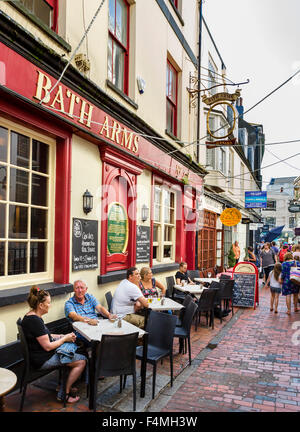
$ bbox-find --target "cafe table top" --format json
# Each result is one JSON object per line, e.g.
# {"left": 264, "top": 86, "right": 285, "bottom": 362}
{"left": 147, "top": 297, "right": 184, "bottom": 311}
{"left": 72, "top": 319, "right": 145, "bottom": 343}
{"left": 174, "top": 284, "right": 207, "bottom": 294}
{"left": 0, "top": 368, "right": 17, "bottom": 397}
{"left": 194, "top": 277, "right": 220, "bottom": 284}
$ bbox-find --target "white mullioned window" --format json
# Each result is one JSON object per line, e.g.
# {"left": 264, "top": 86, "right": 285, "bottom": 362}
{"left": 0, "top": 118, "right": 55, "bottom": 288}
{"left": 153, "top": 185, "right": 176, "bottom": 263}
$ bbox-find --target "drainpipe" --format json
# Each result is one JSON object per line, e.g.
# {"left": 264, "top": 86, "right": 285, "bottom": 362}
{"left": 195, "top": 0, "right": 203, "bottom": 269}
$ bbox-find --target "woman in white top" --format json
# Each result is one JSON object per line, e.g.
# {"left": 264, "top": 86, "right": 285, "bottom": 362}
{"left": 265, "top": 263, "right": 282, "bottom": 314}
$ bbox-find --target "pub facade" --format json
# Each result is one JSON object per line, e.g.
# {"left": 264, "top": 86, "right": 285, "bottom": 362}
{"left": 0, "top": 0, "right": 206, "bottom": 344}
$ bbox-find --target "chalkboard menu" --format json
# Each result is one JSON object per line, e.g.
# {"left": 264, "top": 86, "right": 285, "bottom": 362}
{"left": 136, "top": 225, "right": 150, "bottom": 263}
{"left": 232, "top": 273, "right": 256, "bottom": 308}
{"left": 72, "top": 218, "right": 98, "bottom": 271}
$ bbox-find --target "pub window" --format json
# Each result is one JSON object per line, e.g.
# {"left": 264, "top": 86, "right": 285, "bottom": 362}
{"left": 19, "top": 0, "right": 58, "bottom": 31}
{"left": 166, "top": 60, "right": 178, "bottom": 137}
{"left": 153, "top": 185, "right": 176, "bottom": 263}
{"left": 0, "top": 120, "right": 54, "bottom": 283}
{"left": 108, "top": 0, "right": 130, "bottom": 94}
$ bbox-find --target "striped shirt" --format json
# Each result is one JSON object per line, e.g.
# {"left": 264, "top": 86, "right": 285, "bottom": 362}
{"left": 65, "top": 293, "right": 100, "bottom": 320}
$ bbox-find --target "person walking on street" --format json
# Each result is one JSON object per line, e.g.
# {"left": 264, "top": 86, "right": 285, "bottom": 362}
{"left": 232, "top": 241, "right": 240, "bottom": 265}
{"left": 279, "top": 243, "right": 289, "bottom": 263}
{"left": 260, "top": 242, "right": 277, "bottom": 285}
{"left": 265, "top": 263, "right": 282, "bottom": 313}
{"left": 247, "top": 246, "right": 257, "bottom": 265}
{"left": 271, "top": 241, "right": 279, "bottom": 259}
{"left": 280, "top": 252, "right": 300, "bottom": 315}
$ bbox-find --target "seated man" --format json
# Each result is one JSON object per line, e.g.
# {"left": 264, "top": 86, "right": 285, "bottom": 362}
{"left": 65, "top": 280, "right": 115, "bottom": 343}
{"left": 112, "top": 267, "right": 149, "bottom": 329}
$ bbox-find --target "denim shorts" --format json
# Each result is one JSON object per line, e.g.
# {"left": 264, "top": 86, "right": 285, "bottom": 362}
{"left": 270, "top": 286, "right": 281, "bottom": 294}
{"left": 40, "top": 352, "right": 87, "bottom": 369}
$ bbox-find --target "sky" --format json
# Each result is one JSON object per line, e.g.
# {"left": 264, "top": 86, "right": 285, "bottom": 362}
{"left": 204, "top": 0, "right": 300, "bottom": 189}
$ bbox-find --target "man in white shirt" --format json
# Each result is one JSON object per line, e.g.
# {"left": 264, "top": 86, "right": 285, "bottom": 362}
{"left": 112, "top": 267, "right": 149, "bottom": 328}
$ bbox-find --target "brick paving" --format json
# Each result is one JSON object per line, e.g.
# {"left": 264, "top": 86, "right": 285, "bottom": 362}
{"left": 3, "top": 283, "right": 300, "bottom": 412}
{"left": 156, "top": 283, "right": 300, "bottom": 412}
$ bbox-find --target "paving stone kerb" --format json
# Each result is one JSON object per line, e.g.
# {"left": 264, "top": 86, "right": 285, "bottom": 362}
{"left": 152, "top": 284, "right": 300, "bottom": 413}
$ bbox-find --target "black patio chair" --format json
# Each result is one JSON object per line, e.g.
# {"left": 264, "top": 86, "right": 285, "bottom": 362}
{"left": 166, "top": 276, "right": 185, "bottom": 303}
{"left": 220, "top": 274, "right": 231, "bottom": 280}
{"left": 105, "top": 291, "right": 113, "bottom": 312}
{"left": 93, "top": 332, "right": 139, "bottom": 412}
{"left": 194, "top": 288, "right": 217, "bottom": 330}
{"left": 136, "top": 311, "right": 177, "bottom": 399}
{"left": 173, "top": 301, "right": 198, "bottom": 365}
{"left": 187, "top": 270, "right": 200, "bottom": 284}
{"left": 176, "top": 294, "right": 194, "bottom": 327}
{"left": 219, "top": 279, "right": 235, "bottom": 321}
{"left": 17, "top": 318, "right": 67, "bottom": 412}
{"left": 209, "top": 281, "right": 223, "bottom": 323}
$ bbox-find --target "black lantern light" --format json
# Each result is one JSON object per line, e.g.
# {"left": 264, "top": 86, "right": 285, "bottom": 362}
{"left": 141, "top": 204, "right": 149, "bottom": 222}
{"left": 83, "top": 189, "right": 93, "bottom": 214}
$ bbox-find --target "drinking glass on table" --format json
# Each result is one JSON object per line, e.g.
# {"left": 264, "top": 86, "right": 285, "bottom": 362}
{"left": 207, "top": 272, "right": 212, "bottom": 278}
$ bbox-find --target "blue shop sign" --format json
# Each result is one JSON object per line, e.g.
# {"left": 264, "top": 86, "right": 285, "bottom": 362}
{"left": 245, "top": 191, "right": 267, "bottom": 208}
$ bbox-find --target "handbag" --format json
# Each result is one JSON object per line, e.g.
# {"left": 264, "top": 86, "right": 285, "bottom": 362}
{"left": 290, "top": 265, "right": 300, "bottom": 286}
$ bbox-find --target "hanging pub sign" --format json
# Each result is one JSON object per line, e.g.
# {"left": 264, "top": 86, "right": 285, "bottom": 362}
{"left": 203, "top": 89, "right": 241, "bottom": 147}
{"left": 220, "top": 208, "right": 242, "bottom": 227}
{"left": 107, "top": 202, "right": 128, "bottom": 255}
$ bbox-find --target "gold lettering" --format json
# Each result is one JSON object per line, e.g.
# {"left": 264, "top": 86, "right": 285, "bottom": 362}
{"left": 99, "top": 116, "right": 110, "bottom": 138}
{"left": 50, "top": 85, "right": 65, "bottom": 112}
{"left": 132, "top": 135, "right": 139, "bottom": 153}
{"left": 78, "top": 100, "right": 94, "bottom": 128}
{"left": 66, "top": 89, "right": 80, "bottom": 118}
{"left": 111, "top": 121, "right": 122, "bottom": 144}
{"left": 34, "top": 71, "right": 52, "bottom": 104}
{"left": 121, "top": 129, "right": 134, "bottom": 150}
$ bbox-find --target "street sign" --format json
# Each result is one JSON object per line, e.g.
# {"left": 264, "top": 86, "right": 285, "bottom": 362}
{"left": 249, "top": 223, "right": 259, "bottom": 230}
{"left": 245, "top": 191, "right": 267, "bottom": 209}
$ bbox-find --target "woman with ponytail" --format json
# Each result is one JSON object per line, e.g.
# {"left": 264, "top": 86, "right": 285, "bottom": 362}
{"left": 21, "top": 286, "right": 87, "bottom": 403}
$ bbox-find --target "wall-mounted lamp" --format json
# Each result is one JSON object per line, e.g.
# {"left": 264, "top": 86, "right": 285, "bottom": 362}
{"left": 83, "top": 189, "right": 93, "bottom": 214}
{"left": 141, "top": 204, "right": 149, "bottom": 222}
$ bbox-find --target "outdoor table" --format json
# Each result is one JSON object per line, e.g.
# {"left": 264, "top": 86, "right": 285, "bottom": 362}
{"left": 147, "top": 297, "right": 184, "bottom": 311}
{"left": 194, "top": 277, "right": 220, "bottom": 284}
{"left": 72, "top": 319, "right": 148, "bottom": 409}
{"left": 173, "top": 284, "right": 207, "bottom": 295}
{"left": 0, "top": 368, "right": 17, "bottom": 412}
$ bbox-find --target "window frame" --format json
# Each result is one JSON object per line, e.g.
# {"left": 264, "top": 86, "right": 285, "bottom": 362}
{"left": 152, "top": 184, "right": 176, "bottom": 265}
{"left": 166, "top": 60, "right": 178, "bottom": 137}
{"left": 19, "top": 0, "right": 59, "bottom": 32}
{"left": 0, "top": 118, "right": 55, "bottom": 288}
{"left": 108, "top": 0, "right": 130, "bottom": 95}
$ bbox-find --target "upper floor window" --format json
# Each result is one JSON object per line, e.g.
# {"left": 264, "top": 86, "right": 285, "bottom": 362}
{"left": 19, "top": 0, "right": 58, "bottom": 31}
{"left": 166, "top": 61, "right": 178, "bottom": 137}
{"left": 266, "top": 200, "right": 276, "bottom": 210}
{"left": 108, "top": 0, "right": 129, "bottom": 94}
{"left": 208, "top": 59, "right": 217, "bottom": 95}
{"left": 289, "top": 217, "right": 296, "bottom": 229}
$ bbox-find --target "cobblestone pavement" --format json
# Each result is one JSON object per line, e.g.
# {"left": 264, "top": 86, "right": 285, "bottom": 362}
{"left": 4, "top": 283, "right": 300, "bottom": 412}
{"left": 150, "top": 283, "right": 300, "bottom": 412}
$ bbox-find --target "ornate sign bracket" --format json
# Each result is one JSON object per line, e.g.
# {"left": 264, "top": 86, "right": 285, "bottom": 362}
{"left": 187, "top": 73, "right": 249, "bottom": 112}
